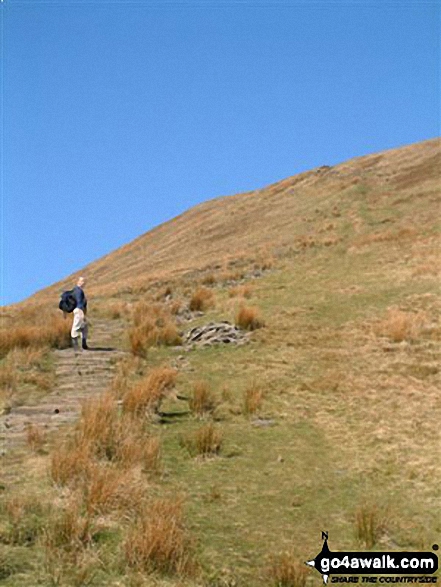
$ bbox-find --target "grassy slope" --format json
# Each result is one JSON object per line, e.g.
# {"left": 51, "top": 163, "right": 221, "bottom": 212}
{"left": 9, "top": 136, "right": 439, "bottom": 305}
{"left": 0, "top": 138, "right": 440, "bottom": 586}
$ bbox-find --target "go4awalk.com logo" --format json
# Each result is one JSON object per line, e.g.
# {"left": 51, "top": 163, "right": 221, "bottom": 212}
{"left": 306, "top": 533, "right": 439, "bottom": 585}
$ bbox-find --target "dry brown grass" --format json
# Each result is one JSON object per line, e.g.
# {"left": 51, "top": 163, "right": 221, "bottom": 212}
{"left": 0, "top": 495, "right": 47, "bottom": 546}
{"left": 43, "top": 498, "right": 93, "bottom": 554}
{"left": 228, "top": 284, "right": 253, "bottom": 299}
{"left": 169, "top": 299, "right": 183, "bottom": 315}
{"left": 219, "top": 269, "right": 246, "bottom": 283}
{"left": 188, "top": 380, "right": 216, "bottom": 416}
{"left": 124, "top": 498, "right": 196, "bottom": 576}
{"left": 76, "top": 392, "right": 120, "bottom": 460}
{"left": 101, "top": 300, "right": 129, "bottom": 320}
{"left": 180, "top": 423, "right": 223, "bottom": 458}
{"left": 254, "top": 254, "right": 275, "bottom": 271}
{"left": 266, "top": 554, "right": 308, "bottom": 587}
{"left": 189, "top": 287, "right": 215, "bottom": 312}
{"left": 0, "top": 309, "right": 70, "bottom": 357}
{"left": 355, "top": 504, "right": 388, "bottom": 549}
{"left": 0, "top": 361, "right": 18, "bottom": 398}
{"left": 80, "top": 464, "right": 144, "bottom": 516}
{"left": 115, "top": 432, "right": 162, "bottom": 475}
{"left": 354, "top": 226, "right": 418, "bottom": 248}
{"left": 373, "top": 308, "right": 426, "bottom": 342}
{"left": 0, "top": 347, "right": 54, "bottom": 409}
{"left": 50, "top": 441, "right": 93, "bottom": 487}
{"left": 235, "top": 305, "right": 264, "bottom": 331}
{"left": 26, "top": 423, "right": 47, "bottom": 452}
{"left": 129, "top": 303, "right": 182, "bottom": 356}
{"left": 243, "top": 381, "right": 263, "bottom": 415}
{"left": 202, "top": 273, "right": 217, "bottom": 286}
{"left": 122, "top": 366, "right": 177, "bottom": 417}
{"left": 412, "top": 263, "right": 440, "bottom": 277}
{"left": 110, "top": 355, "right": 145, "bottom": 398}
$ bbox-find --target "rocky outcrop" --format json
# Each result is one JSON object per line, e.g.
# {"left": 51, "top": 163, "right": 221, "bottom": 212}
{"left": 184, "top": 321, "right": 249, "bottom": 348}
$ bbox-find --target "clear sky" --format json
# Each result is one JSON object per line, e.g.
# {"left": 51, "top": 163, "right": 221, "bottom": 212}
{"left": 1, "top": 0, "right": 439, "bottom": 306}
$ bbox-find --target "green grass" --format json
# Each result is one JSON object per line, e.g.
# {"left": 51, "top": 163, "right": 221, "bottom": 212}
{"left": 1, "top": 165, "right": 440, "bottom": 585}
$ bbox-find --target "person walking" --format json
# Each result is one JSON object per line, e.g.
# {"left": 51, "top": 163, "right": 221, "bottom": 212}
{"left": 71, "top": 277, "right": 89, "bottom": 352}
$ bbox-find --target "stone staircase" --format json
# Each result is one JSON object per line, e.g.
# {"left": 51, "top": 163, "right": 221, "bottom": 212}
{"left": 0, "top": 318, "right": 128, "bottom": 454}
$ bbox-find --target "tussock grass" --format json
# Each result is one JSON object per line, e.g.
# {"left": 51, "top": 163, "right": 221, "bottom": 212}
{"left": 243, "top": 381, "right": 263, "bottom": 415}
{"left": 80, "top": 464, "right": 144, "bottom": 516}
{"left": 355, "top": 504, "right": 388, "bottom": 549}
{"left": 235, "top": 305, "right": 264, "bottom": 331}
{"left": 202, "top": 273, "right": 217, "bottom": 286}
{"left": 110, "top": 355, "right": 145, "bottom": 398}
{"left": 122, "top": 366, "right": 177, "bottom": 417}
{"left": 373, "top": 308, "right": 426, "bottom": 342}
{"left": 266, "top": 554, "right": 308, "bottom": 587}
{"left": 229, "top": 284, "right": 253, "bottom": 298}
{"left": 76, "top": 392, "right": 120, "bottom": 460}
{"left": 52, "top": 390, "right": 164, "bottom": 486}
{"left": 50, "top": 442, "right": 93, "bottom": 487}
{"left": 169, "top": 299, "right": 184, "bottom": 315}
{"left": 129, "top": 303, "right": 182, "bottom": 356}
{"left": 189, "top": 380, "right": 216, "bottom": 416}
{"left": 0, "top": 347, "right": 55, "bottom": 409}
{"left": 115, "top": 433, "right": 162, "bottom": 475}
{"left": 0, "top": 309, "right": 70, "bottom": 357}
{"left": 0, "top": 361, "right": 18, "bottom": 397}
{"left": 254, "top": 254, "right": 275, "bottom": 271}
{"left": 189, "top": 287, "right": 215, "bottom": 312}
{"left": 180, "top": 423, "right": 223, "bottom": 458}
{"left": 124, "top": 498, "right": 196, "bottom": 576}
{"left": 0, "top": 495, "right": 47, "bottom": 546}
{"left": 101, "top": 300, "right": 129, "bottom": 320}
{"left": 43, "top": 498, "right": 93, "bottom": 554}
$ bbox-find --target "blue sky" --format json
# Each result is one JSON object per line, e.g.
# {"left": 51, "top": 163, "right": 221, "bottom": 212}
{"left": 1, "top": 0, "right": 439, "bottom": 306}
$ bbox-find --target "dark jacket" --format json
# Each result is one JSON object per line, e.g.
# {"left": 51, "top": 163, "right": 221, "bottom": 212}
{"left": 73, "top": 286, "right": 87, "bottom": 311}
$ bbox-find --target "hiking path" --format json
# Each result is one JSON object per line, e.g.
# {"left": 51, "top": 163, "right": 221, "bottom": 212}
{"left": 0, "top": 318, "right": 127, "bottom": 455}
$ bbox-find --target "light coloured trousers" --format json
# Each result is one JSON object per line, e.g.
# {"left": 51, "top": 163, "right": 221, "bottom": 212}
{"left": 71, "top": 308, "right": 88, "bottom": 340}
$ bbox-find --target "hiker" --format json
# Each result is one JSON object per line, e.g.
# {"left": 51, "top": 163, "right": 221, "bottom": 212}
{"left": 71, "top": 277, "right": 89, "bottom": 352}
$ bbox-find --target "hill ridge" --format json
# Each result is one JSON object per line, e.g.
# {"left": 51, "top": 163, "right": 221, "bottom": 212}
{"left": 7, "top": 137, "right": 440, "bottom": 307}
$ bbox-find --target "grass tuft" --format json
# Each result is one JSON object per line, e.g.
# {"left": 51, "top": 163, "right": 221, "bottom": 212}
{"left": 124, "top": 498, "right": 196, "bottom": 576}
{"left": 229, "top": 284, "right": 253, "bottom": 298}
{"left": 243, "top": 381, "right": 264, "bottom": 415}
{"left": 235, "top": 305, "right": 264, "bottom": 331}
{"left": 50, "top": 442, "right": 93, "bottom": 487}
{"left": 129, "top": 303, "right": 182, "bottom": 356}
{"left": 267, "top": 553, "right": 308, "bottom": 587}
{"left": 0, "top": 309, "right": 70, "bottom": 357}
{"left": 374, "top": 308, "right": 426, "bottom": 342}
{"left": 189, "top": 287, "right": 215, "bottom": 312}
{"left": 189, "top": 380, "right": 216, "bottom": 416}
{"left": 355, "top": 504, "right": 388, "bottom": 549}
{"left": 0, "top": 495, "right": 47, "bottom": 546}
{"left": 180, "top": 423, "right": 223, "bottom": 458}
{"left": 122, "top": 366, "right": 177, "bottom": 417}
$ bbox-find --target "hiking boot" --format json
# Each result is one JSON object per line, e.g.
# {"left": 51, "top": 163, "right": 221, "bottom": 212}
{"left": 71, "top": 337, "right": 81, "bottom": 353}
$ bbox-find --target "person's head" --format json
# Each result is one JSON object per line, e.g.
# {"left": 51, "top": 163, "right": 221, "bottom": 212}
{"left": 77, "top": 276, "right": 86, "bottom": 288}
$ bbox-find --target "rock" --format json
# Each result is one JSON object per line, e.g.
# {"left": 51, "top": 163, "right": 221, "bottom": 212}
{"left": 252, "top": 418, "right": 275, "bottom": 428}
{"left": 183, "top": 321, "right": 250, "bottom": 348}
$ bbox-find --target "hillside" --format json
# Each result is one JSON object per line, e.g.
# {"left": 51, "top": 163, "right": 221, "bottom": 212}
{"left": 0, "top": 138, "right": 440, "bottom": 587}
{"left": 17, "top": 136, "right": 441, "bottom": 304}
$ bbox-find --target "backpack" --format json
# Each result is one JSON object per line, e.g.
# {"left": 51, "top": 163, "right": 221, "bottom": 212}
{"left": 59, "top": 290, "right": 77, "bottom": 313}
